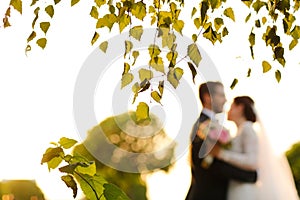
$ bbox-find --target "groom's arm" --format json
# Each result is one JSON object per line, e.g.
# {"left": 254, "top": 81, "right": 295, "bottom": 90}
{"left": 209, "top": 158, "right": 257, "bottom": 183}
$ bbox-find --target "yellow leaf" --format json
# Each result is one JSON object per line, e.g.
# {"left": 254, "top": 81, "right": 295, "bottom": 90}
{"left": 40, "top": 22, "right": 50, "bottom": 34}
{"left": 188, "top": 43, "right": 202, "bottom": 66}
{"left": 132, "top": 1, "right": 146, "bottom": 20}
{"left": 191, "top": 7, "right": 197, "bottom": 18}
{"left": 45, "top": 5, "right": 54, "bottom": 18}
{"left": 262, "top": 61, "right": 272, "bottom": 73}
{"left": 138, "top": 68, "right": 153, "bottom": 82}
{"left": 173, "top": 20, "right": 184, "bottom": 34}
{"left": 132, "top": 82, "right": 140, "bottom": 103}
{"left": 76, "top": 162, "right": 96, "bottom": 176}
{"left": 95, "top": 0, "right": 106, "bottom": 7}
{"left": 71, "top": 0, "right": 80, "bottom": 6}
{"left": 162, "top": 33, "right": 176, "bottom": 49}
{"left": 27, "top": 31, "right": 36, "bottom": 43}
{"left": 194, "top": 18, "right": 201, "bottom": 29}
{"left": 289, "top": 39, "right": 298, "bottom": 50}
{"left": 214, "top": 18, "right": 224, "bottom": 31}
{"left": 224, "top": 7, "right": 235, "bottom": 22}
{"left": 151, "top": 91, "right": 162, "bottom": 104}
{"left": 132, "top": 51, "right": 139, "bottom": 65}
{"left": 91, "top": 32, "right": 100, "bottom": 45}
{"left": 10, "top": 0, "right": 22, "bottom": 14}
{"left": 121, "top": 73, "right": 133, "bottom": 89}
{"left": 123, "top": 62, "right": 130, "bottom": 75}
{"left": 130, "top": 26, "right": 143, "bottom": 41}
{"left": 148, "top": 44, "right": 161, "bottom": 57}
{"left": 119, "top": 14, "right": 130, "bottom": 32}
{"left": 149, "top": 56, "right": 164, "bottom": 73}
{"left": 124, "top": 40, "right": 133, "bottom": 57}
{"left": 167, "top": 67, "right": 179, "bottom": 88}
{"left": 158, "top": 81, "right": 164, "bottom": 95}
{"left": 136, "top": 102, "right": 149, "bottom": 123}
{"left": 275, "top": 70, "right": 281, "bottom": 83}
{"left": 36, "top": 38, "right": 47, "bottom": 49}
{"left": 174, "top": 67, "right": 184, "bottom": 80}
{"left": 99, "top": 41, "right": 108, "bottom": 53}
{"left": 96, "top": 14, "right": 117, "bottom": 30}
{"left": 230, "top": 78, "right": 238, "bottom": 89}
{"left": 151, "top": 16, "right": 156, "bottom": 25}
{"left": 90, "top": 6, "right": 99, "bottom": 19}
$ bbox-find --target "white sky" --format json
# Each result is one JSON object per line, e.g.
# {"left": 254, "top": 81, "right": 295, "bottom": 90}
{"left": 1, "top": 1, "right": 300, "bottom": 200}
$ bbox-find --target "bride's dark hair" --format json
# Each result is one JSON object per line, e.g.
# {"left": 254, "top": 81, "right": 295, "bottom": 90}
{"left": 234, "top": 96, "right": 256, "bottom": 122}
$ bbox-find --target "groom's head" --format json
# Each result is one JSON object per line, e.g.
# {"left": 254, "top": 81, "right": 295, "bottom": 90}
{"left": 199, "top": 81, "right": 226, "bottom": 113}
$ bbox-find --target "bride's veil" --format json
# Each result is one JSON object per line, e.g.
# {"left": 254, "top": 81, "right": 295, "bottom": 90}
{"left": 254, "top": 117, "right": 299, "bottom": 200}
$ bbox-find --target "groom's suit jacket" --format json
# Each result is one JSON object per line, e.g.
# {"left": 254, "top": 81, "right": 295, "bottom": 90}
{"left": 185, "top": 112, "right": 257, "bottom": 200}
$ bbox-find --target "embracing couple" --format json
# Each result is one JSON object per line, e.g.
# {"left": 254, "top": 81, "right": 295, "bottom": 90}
{"left": 185, "top": 81, "right": 298, "bottom": 200}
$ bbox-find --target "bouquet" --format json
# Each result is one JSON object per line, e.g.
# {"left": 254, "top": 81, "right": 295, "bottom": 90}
{"left": 197, "top": 119, "right": 231, "bottom": 168}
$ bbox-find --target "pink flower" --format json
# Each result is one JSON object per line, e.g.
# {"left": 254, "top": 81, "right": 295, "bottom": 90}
{"left": 208, "top": 128, "right": 230, "bottom": 144}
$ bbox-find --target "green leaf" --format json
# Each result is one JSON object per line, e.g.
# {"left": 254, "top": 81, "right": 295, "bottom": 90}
{"left": 99, "top": 41, "right": 108, "bottom": 53}
{"left": 45, "top": 5, "right": 54, "bottom": 18}
{"left": 76, "top": 162, "right": 96, "bottom": 176}
{"left": 139, "top": 68, "right": 153, "bottom": 82}
{"left": 224, "top": 7, "right": 235, "bottom": 22}
{"left": 275, "top": 70, "right": 281, "bottom": 83}
{"left": 61, "top": 175, "right": 78, "bottom": 198}
{"left": 119, "top": 14, "right": 130, "bottom": 32}
{"left": 158, "top": 81, "right": 164, "bottom": 95}
{"left": 136, "top": 102, "right": 149, "bottom": 123}
{"left": 41, "top": 147, "right": 64, "bottom": 164}
{"left": 188, "top": 43, "right": 202, "bottom": 66}
{"left": 27, "top": 31, "right": 36, "bottom": 43}
{"left": 230, "top": 78, "right": 238, "bottom": 89}
{"left": 125, "top": 40, "right": 133, "bottom": 57}
{"left": 103, "top": 183, "right": 131, "bottom": 200}
{"left": 131, "top": 1, "right": 146, "bottom": 20}
{"left": 149, "top": 56, "right": 164, "bottom": 73}
{"left": 187, "top": 62, "right": 197, "bottom": 83}
{"left": 173, "top": 20, "right": 184, "bottom": 34}
{"left": 75, "top": 174, "right": 107, "bottom": 200}
{"left": 289, "top": 39, "right": 298, "bottom": 50}
{"left": 95, "top": 0, "right": 106, "bottom": 7}
{"left": 151, "top": 91, "right": 162, "bottom": 104}
{"left": 47, "top": 156, "right": 63, "bottom": 170}
{"left": 121, "top": 73, "right": 133, "bottom": 89}
{"left": 40, "top": 22, "right": 50, "bottom": 34}
{"left": 59, "top": 137, "right": 77, "bottom": 149}
{"left": 10, "top": 0, "right": 22, "bottom": 14}
{"left": 91, "top": 32, "right": 100, "bottom": 45}
{"left": 130, "top": 26, "right": 143, "bottom": 41}
{"left": 122, "top": 62, "right": 130, "bottom": 75}
{"left": 71, "top": 0, "right": 80, "bottom": 6}
{"left": 132, "top": 51, "right": 139, "bottom": 65}
{"left": 36, "top": 38, "right": 47, "bottom": 49}
{"left": 262, "top": 61, "right": 272, "bottom": 73}
{"left": 90, "top": 6, "right": 99, "bottom": 19}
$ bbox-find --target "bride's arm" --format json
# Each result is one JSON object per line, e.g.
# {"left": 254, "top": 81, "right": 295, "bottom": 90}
{"left": 216, "top": 124, "right": 258, "bottom": 170}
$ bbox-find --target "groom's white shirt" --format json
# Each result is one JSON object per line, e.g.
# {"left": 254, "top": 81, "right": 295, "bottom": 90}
{"left": 202, "top": 108, "right": 216, "bottom": 120}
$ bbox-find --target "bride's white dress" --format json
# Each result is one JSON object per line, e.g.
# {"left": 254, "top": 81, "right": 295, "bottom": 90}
{"left": 218, "top": 121, "right": 299, "bottom": 200}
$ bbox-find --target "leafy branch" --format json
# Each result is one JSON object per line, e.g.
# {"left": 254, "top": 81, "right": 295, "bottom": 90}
{"left": 41, "top": 137, "right": 131, "bottom": 200}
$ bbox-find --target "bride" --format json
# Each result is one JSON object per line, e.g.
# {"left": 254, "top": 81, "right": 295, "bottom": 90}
{"left": 211, "top": 96, "right": 299, "bottom": 200}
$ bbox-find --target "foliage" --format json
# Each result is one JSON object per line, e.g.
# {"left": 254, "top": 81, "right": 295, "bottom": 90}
{"left": 2, "top": 0, "right": 300, "bottom": 121}
{"left": 41, "top": 137, "right": 131, "bottom": 200}
{"left": 286, "top": 141, "right": 300, "bottom": 197}
{"left": 73, "top": 111, "right": 176, "bottom": 200}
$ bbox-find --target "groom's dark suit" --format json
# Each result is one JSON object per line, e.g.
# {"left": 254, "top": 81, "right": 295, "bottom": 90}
{"left": 185, "top": 112, "right": 257, "bottom": 200}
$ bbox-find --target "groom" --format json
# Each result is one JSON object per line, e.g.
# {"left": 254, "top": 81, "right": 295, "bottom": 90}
{"left": 185, "top": 81, "right": 257, "bottom": 200}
